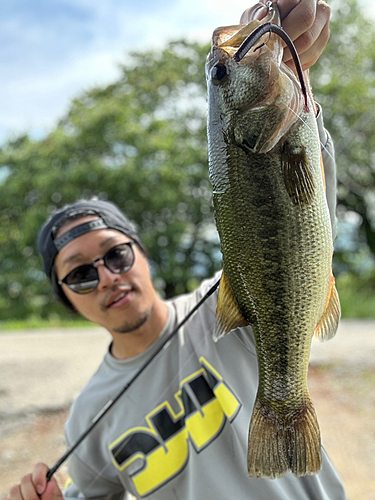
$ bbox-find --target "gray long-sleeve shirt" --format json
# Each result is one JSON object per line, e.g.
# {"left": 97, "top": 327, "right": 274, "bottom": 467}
{"left": 63, "top": 113, "right": 345, "bottom": 500}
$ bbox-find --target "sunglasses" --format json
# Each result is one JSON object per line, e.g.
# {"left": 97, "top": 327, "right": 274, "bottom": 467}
{"left": 58, "top": 242, "right": 135, "bottom": 294}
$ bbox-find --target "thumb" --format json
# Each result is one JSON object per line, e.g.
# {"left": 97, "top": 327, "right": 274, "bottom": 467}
{"left": 240, "top": 3, "right": 268, "bottom": 24}
{"left": 31, "top": 463, "right": 62, "bottom": 499}
{"left": 40, "top": 478, "right": 63, "bottom": 500}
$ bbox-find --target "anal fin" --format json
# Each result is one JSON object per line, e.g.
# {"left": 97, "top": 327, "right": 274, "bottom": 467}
{"left": 213, "top": 270, "right": 249, "bottom": 342}
{"left": 315, "top": 275, "right": 341, "bottom": 341}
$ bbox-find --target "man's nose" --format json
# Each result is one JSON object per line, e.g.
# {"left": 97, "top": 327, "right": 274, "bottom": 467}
{"left": 95, "top": 261, "right": 119, "bottom": 290}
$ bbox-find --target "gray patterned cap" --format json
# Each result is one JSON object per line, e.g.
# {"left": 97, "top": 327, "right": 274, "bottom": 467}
{"left": 37, "top": 199, "right": 143, "bottom": 279}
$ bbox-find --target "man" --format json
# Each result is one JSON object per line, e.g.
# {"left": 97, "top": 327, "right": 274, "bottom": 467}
{"left": 9, "top": 0, "right": 346, "bottom": 499}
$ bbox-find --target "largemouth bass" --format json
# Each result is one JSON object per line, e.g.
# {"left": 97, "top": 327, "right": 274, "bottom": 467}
{"left": 206, "top": 4, "right": 341, "bottom": 479}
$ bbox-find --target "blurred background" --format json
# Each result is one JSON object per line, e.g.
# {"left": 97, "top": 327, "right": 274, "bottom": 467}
{"left": 0, "top": 0, "right": 374, "bottom": 498}
{"left": 0, "top": 0, "right": 375, "bottom": 325}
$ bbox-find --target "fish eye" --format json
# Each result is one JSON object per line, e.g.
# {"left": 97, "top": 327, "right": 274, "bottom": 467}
{"left": 211, "top": 63, "right": 228, "bottom": 84}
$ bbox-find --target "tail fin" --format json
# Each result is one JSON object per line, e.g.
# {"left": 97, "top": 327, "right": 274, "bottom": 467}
{"left": 247, "top": 397, "right": 322, "bottom": 478}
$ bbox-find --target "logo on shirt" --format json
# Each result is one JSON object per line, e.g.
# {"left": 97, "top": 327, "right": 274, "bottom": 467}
{"left": 109, "top": 357, "right": 242, "bottom": 497}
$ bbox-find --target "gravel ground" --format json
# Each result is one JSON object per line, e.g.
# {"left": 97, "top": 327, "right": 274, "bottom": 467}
{"left": 0, "top": 321, "right": 374, "bottom": 499}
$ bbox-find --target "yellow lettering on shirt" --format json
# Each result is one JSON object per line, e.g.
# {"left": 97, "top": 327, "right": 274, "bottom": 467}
{"left": 109, "top": 357, "right": 241, "bottom": 497}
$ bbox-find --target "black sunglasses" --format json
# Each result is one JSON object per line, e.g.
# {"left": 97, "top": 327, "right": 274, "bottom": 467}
{"left": 58, "top": 242, "right": 135, "bottom": 294}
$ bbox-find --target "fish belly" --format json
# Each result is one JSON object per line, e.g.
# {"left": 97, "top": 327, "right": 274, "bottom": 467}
{"left": 212, "top": 146, "right": 333, "bottom": 478}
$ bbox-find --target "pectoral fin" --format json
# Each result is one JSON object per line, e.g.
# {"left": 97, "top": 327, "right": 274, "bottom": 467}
{"left": 314, "top": 276, "right": 341, "bottom": 341}
{"left": 213, "top": 270, "right": 249, "bottom": 342}
{"left": 281, "top": 142, "right": 315, "bottom": 209}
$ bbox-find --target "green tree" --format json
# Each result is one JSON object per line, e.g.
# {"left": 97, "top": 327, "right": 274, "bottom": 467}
{"left": 1, "top": 0, "right": 375, "bottom": 323}
{"left": 310, "top": 0, "right": 375, "bottom": 276}
{"left": 0, "top": 41, "right": 217, "bottom": 321}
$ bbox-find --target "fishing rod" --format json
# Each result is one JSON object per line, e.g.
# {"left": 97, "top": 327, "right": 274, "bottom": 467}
{"left": 46, "top": 277, "right": 221, "bottom": 482}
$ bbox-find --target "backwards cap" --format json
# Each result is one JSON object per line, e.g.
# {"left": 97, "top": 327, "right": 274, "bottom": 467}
{"left": 38, "top": 199, "right": 143, "bottom": 279}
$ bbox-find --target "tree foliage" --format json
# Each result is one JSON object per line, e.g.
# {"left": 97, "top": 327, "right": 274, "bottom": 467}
{"left": 311, "top": 0, "right": 375, "bottom": 275}
{"left": 0, "top": 40, "right": 215, "bottom": 321}
{"left": 1, "top": 0, "right": 375, "bottom": 322}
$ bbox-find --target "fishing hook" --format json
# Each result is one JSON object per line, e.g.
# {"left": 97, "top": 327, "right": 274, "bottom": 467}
{"left": 233, "top": 23, "right": 310, "bottom": 112}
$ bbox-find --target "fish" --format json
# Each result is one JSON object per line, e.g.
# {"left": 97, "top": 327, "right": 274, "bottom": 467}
{"left": 206, "top": 3, "right": 341, "bottom": 479}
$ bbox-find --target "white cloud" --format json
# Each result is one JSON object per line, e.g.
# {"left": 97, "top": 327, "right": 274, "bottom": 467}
{"left": 1, "top": 0, "right": 372, "bottom": 144}
{"left": 0, "top": 0, "right": 238, "bottom": 143}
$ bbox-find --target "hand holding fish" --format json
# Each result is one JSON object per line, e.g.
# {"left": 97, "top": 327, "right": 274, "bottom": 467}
{"left": 240, "top": 0, "right": 331, "bottom": 71}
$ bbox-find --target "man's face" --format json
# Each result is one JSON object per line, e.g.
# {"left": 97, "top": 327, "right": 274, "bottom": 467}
{"left": 54, "top": 217, "right": 157, "bottom": 334}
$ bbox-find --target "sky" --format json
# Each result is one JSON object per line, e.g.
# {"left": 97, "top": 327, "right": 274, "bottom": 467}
{"left": 0, "top": 0, "right": 254, "bottom": 145}
{"left": 1, "top": 0, "right": 374, "bottom": 146}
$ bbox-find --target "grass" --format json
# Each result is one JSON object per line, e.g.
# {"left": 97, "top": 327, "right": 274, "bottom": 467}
{"left": 1, "top": 273, "right": 374, "bottom": 331}
{"left": 0, "top": 316, "right": 94, "bottom": 331}
{"left": 336, "top": 273, "right": 375, "bottom": 318}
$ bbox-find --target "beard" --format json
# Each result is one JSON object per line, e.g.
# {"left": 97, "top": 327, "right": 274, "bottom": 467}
{"left": 112, "top": 308, "right": 152, "bottom": 334}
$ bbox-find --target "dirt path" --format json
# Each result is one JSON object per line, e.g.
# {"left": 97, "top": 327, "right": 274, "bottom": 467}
{"left": 0, "top": 322, "right": 374, "bottom": 499}
{"left": 309, "top": 364, "right": 375, "bottom": 500}
{"left": 0, "top": 328, "right": 108, "bottom": 498}
{"left": 0, "top": 410, "right": 70, "bottom": 495}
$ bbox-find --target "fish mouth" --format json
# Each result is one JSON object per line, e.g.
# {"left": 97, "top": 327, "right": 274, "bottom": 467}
{"left": 232, "top": 24, "right": 309, "bottom": 112}
{"left": 206, "top": 3, "right": 283, "bottom": 90}
{"left": 207, "top": 2, "right": 309, "bottom": 153}
{"left": 210, "top": 2, "right": 308, "bottom": 113}
{"left": 212, "top": 2, "right": 280, "bottom": 54}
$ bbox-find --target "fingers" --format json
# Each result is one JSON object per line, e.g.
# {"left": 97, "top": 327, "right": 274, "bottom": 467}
{"left": 9, "top": 483, "right": 24, "bottom": 500}
{"left": 277, "top": 0, "right": 317, "bottom": 40}
{"left": 9, "top": 463, "right": 62, "bottom": 500}
{"left": 239, "top": 0, "right": 331, "bottom": 71}
{"left": 239, "top": 0, "right": 318, "bottom": 34}
{"left": 283, "top": 0, "right": 331, "bottom": 70}
{"left": 31, "top": 462, "right": 49, "bottom": 496}
{"left": 41, "top": 481, "right": 62, "bottom": 500}
{"left": 10, "top": 475, "right": 39, "bottom": 500}
{"left": 240, "top": 2, "right": 269, "bottom": 24}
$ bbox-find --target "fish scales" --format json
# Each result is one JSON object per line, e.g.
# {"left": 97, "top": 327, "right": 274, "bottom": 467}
{"left": 206, "top": 4, "right": 340, "bottom": 479}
